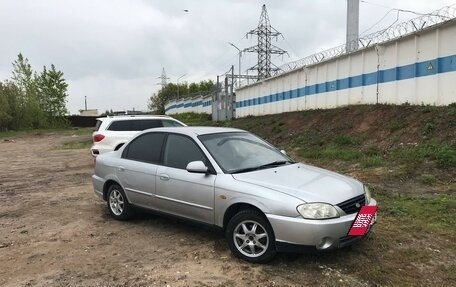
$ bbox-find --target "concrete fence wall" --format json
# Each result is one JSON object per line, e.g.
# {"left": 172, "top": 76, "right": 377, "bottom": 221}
{"left": 235, "top": 21, "right": 456, "bottom": 118}
{"left": 165, "top": 95, "right": 212, "bottom": 115}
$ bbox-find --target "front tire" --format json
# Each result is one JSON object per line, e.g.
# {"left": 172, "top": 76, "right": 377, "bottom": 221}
{"left": 107, "top": 184, "right": 134, "bottom": 220}
{"left": 226, "top": 210, "right": 276, "bottom": 263}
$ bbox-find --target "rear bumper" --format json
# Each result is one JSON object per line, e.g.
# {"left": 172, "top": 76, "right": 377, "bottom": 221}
{"left": 92, "top": 174, "right": 105, "bottom": 200}
{"left": 268, "top": 198, "right": 377, "bottom": 251}
{"left": 90, "top": 145, "right": 113, "bottom": 157}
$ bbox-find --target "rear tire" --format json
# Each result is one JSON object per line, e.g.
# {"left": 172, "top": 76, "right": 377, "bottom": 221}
{"left": 226, "top": 209, "right": 276, "bottom": 263}
{"left": 107, "top": 184, "right": 134, "bottom": 220}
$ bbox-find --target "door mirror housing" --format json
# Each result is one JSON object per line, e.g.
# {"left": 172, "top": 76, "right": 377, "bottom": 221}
{"left": 186, "top": 161, "right": 208, "bottom": 174}
{"left": 280, "top": 149, "right": 287, "bottom": 156}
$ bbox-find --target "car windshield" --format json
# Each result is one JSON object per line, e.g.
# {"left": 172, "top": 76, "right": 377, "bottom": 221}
{"left": 199, "top": 132, "right": 293, "bottom": 173}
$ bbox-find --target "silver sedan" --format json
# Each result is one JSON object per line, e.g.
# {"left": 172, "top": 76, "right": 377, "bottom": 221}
{"left": 92, "top": 127, "right": 377, "bottom": 263}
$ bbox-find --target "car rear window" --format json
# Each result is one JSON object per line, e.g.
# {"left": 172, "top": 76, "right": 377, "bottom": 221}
{"left": 94, "top": 120, "right": 103, "bottom": 131}
{"left": 123, "top": 133, "right": 166, "bottom": 163}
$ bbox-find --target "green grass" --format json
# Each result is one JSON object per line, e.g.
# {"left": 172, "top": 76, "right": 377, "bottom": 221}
{"left": 298, "top": 146, "right": 363, "bottom": 161}
{"left": 0, "top": 127, "right": 92, "bottom": 139}
{"left": 362, "top": 155, "right": 383, "bottom": 168}
{"left": 374, "top": 189, "right": 456, "bottom": 236}
{"left": 171, "top": 112, "right": 212, "bottom": 126}
{"left": 390, "top": 141, "right": 456, "bottom": 168}
{"left": 60, "top": 138, "right": 92, "bottom": 149}
{"left": 419, "top": 174, "right": 437, "bottom": 185}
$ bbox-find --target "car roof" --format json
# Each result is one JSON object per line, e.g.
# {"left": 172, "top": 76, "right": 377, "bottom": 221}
{"left": 143, "top": 126, "right": 246, "bottom": 136}
{"left": 96, "top": 115, "right": 174, "bottom": 121}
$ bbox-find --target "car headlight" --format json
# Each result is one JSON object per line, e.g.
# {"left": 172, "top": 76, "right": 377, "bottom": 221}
{"left": 297, "top": 203, "right": 340, "bottom": 219}
{"left": 364, "top": 185, "right": 372, "bottom": 204}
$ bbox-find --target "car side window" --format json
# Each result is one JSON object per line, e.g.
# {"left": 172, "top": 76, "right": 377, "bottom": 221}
{"left": 132, "top": 119, "right": 163, "bottom": 131}
{"left": 107, "top": 120, "right": 130, "bottom": 131}
{"left": 124, "top": 133, "right": 165, "bottom": 164}
{"left": 163, "top": 134, "right": 206, "bottom": 169}
{"left": 161, "top": 119, "right": 184, "bottom": 127}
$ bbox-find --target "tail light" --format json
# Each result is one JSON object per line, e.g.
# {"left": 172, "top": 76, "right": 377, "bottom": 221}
{"left": 93, "top": 134, "right": 105, "bottom": 142}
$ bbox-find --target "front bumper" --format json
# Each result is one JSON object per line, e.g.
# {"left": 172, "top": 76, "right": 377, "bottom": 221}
{"left": 267, "top": 198, "right": 377, "bottom": 252}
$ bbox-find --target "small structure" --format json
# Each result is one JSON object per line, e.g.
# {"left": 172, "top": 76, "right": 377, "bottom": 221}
{"left": 79, "top": 109, "right": 99, "bottom": 117}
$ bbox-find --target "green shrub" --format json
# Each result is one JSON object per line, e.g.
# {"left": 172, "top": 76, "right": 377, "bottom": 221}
{"left": 422, "top": 121, "right": 435, "bottom": 135}
{"left": 419, "top": 174, "right": 437, "bottom": 185}
{"left": 363, "top": 155, "right": 383, "bottom": 168}
{"left": 436, "top": 146, "right": 456, "bottom": 168}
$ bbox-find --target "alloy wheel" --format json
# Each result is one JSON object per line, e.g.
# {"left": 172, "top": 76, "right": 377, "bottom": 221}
{"left": 233, "top": 220, "right": 269, "bottom": 258}
{"left": 109, "top": 189, "right": 124, "bottom": 216}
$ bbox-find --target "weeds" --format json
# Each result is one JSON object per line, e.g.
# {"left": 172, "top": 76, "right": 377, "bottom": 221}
{"left": 363, "top": 155, "right": 383, "bottom": 168}
{"left": 60, "top": 138, "right": 92, "bottom": 149}
{"left": 419, "top": 174, "right": 437, "bottom": 185}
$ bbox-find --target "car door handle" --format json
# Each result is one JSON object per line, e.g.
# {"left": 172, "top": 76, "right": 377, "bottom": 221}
{"left": 118, "top": 166, "right": 125, "bottom": 172}
{"left": 159, "top": 174, "right": 170, "bottom": 181}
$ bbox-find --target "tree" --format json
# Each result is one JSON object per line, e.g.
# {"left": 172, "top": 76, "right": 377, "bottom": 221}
{"left": 11, "top": 53, "right": 44, "bottom": 128}
{"left": 148, "top": 84, "right": 174, "bottom": 114}
{"left": 12, "top": 53, "right": 35, "bottom": 95}
{"left": 37, "top": 64, "right": 69, "bottom": 126}
{"left": 0, "top": 80, "right": 24, "bottom": 130}
{"left": 0, "top": 53, "right": 70, "bottom": 131}
{"left": 148, "top": 80, "right": 215, "bottom": 114}
{"left": 0, "top": 82, "right": 11, "bottom": 131}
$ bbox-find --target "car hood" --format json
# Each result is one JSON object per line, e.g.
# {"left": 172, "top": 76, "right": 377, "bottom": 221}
{"left": 231, "top": 163, "right": 364, "bottom": 204}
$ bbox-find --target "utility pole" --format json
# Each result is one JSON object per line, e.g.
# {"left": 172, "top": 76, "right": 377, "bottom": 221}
{"left": 346, "top": 0, "right": 360, "bottom": 52}
{"left": 230, "top": 65, "right": 234, "bottom": 119}
{"left": 243, "top": 4, "right": 287, "bottom": 80}
{"left": 228, "top": 42, "right": 242, "bottom": 87}
{"left": 177, "top": 73, "right": 186, "bottom": 99}
{"left": 84, "top": 96, "right": 87, "bottom": 110}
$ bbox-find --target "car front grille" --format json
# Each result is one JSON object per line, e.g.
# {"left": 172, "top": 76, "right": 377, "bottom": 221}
{"left": 336, "top": 194, "right": 366, "bottom": 214}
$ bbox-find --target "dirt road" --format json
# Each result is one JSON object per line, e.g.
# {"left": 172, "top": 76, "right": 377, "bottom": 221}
{"left": 0, "top": 131, "right": 453, "bottom": 287}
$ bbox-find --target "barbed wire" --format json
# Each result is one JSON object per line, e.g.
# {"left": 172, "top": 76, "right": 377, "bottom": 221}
{"left": 267, "top": 4, "right": 456, "bottom": 78}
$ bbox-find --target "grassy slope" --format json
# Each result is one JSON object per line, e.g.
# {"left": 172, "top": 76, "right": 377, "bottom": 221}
{"left": 174, "top": 105, "right": 456, "bottom": 286}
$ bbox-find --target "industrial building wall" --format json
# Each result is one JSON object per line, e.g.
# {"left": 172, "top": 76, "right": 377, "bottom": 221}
{"left": 165, "top": 95, "right": 212, "bottom": 115}
{"left": 235, "top": 22, "right": 456, "bottom": 118}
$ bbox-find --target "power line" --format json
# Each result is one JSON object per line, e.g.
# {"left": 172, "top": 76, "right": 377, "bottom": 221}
{"left": 361, "top": 0, "right": 427, "bottom": 16}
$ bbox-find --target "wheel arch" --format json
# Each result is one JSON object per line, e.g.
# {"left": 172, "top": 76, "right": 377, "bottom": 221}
{"left": 223, "top": 203, "right": 267, "bottom": 231}
{"left": 114, "top": 142, "right": 125, "bottom": 151}
{"left": 103, "top": 179, "right": 121, "bottom": 201}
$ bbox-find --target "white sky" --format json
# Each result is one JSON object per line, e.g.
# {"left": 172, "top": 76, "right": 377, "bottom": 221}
{"left": 0, "top": 0, "right": 454, "bottom": 114}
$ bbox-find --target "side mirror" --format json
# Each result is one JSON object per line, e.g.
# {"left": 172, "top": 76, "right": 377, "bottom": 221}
{"left": 280, "top": 150, "right": 287, "bottom": 156}
{"left": 186, "top": 161, "right": 208, "bottom": 174}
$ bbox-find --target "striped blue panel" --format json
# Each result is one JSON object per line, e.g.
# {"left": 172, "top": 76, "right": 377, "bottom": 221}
{"left": 236, "top": 54, "right": 456, "bottom": 109}
{"left": 291, "top": 89, "right": 298, "bottom": 98}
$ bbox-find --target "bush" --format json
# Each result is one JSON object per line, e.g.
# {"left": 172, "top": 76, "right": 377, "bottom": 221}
{"left": 436, "top": 146, "right": 456, "bottom": 168}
